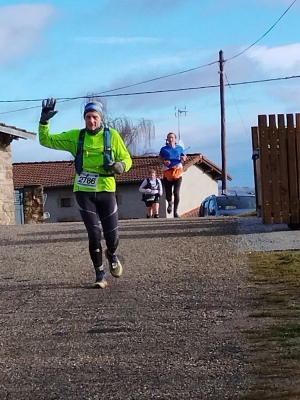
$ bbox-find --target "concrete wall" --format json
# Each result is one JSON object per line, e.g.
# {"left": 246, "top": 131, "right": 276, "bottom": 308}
{"left": 27, "top": 167, "right": 218, "bottom": 223}
{"left": 44, "top": 187, "right": 81, "bottom": 223}
{"left": 118, "top": 167, "right": 218, "bottom": 219}
{"left": 117, "top": 182, "right": 167, "bottom": 219}
{"left": 166, "top": 165, "right": 218, "bottom": 218}
{"left": 43, "top": 184, "right": 157, "bottom": 221}
{"left": 0, "top": 138, "right": 15, "bottom": 225}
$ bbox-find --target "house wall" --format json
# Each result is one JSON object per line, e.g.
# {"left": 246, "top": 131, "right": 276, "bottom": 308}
{"left": 116, "top": 182, "right": 167, "bottom": 219}
{"left": 117, "top": 167, "right": 218, "bottom": 220}
{"left": 174, "top": 165, "right": 218, "bottom": 218}
{"left": 0, "top": 140, "right": 15, "bottom": 225}
{"left": 43, "top": 183, "right": 162, "bottom": 221}
{"left": 43, "top": 187, "right": 81, "bottom": 222}
{"left": 43, "top": 182, "right": 166, "bottom": 221}
{"left": 26, "top": 168, "right": 218, "bottom": 223}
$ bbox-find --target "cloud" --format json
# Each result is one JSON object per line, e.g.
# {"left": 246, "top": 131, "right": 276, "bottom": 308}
{"left": 138, "top": 49, "right": 216, "bottom": 69}
{"left": 0, "top": 4, "right": 56, "bottom": 64}
{"left": 84, "top": 48, "right": 219, "bottom": 114}
{"left": 102, "top": 0, "right": 193, "bottom": 15}
{"left": 43, "top": 40, "right": 299, "bottom": 123}
{"left": 74, "top": 36, "right": 162, "bottom": 45}
{"left": 247, "top": 43, "right": 300, "bottom": 74}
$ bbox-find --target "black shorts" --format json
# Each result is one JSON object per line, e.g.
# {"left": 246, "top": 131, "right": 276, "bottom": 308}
{"left": 145, "top": 194, "right": 160, "bottom": 207}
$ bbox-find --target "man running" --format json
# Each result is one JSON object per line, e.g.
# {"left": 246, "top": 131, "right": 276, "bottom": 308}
{"left": 38, "top": 98, "right": 132, "bottom": 288}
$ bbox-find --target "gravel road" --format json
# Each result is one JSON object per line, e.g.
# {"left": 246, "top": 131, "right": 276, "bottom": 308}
{"left": 0, "top": 216, "right": 296, "bottom": 400}
{"left": 236, "top": 216, "right": 300, "bottom": 252}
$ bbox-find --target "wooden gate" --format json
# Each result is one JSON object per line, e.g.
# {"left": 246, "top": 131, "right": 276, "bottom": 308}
{"left": 252, "top": 113, "right": 300, "bottom": 225}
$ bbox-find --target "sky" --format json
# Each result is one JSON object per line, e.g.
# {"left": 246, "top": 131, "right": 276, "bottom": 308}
{"left": 1, "top": 0, "right": 300, "bottom": 187}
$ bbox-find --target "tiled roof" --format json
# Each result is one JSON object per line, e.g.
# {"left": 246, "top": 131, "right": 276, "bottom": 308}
{"left": 181, "top": 207, "right": 200, "bottom": 218}
{"left": 118, "top": 156, "right": 163, "bottom": 182}
{"left": 13, "top": 160, "right": 76, "bottom": 189}
{"left": 12, "top": 154, "right": 232, "bottom": 189}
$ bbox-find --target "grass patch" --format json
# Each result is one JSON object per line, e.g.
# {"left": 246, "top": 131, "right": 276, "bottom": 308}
{"left": 250, "top": 250, "right": 300, "bottom": 284}
{"left": 242, "top": 250, "right": 300, "bottom": 400}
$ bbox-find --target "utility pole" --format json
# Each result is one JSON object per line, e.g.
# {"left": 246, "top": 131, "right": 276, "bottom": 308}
{"left": 219, "top": 50, "right": 227, "bottom": 194}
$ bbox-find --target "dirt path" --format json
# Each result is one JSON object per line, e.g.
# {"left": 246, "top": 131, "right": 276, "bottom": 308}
{"left": 0, "top": 218, "right": 252, "bottom": 400}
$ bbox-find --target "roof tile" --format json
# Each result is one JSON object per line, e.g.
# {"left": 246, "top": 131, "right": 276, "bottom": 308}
{"left": 181, "top": 207, "right": 200, "bottom": 217}
{"left": 12, "top": 154, "right": 230, "bottom": 189}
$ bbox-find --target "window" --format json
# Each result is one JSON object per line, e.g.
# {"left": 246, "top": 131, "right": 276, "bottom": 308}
{"left": 216, "top": 196, "right": 256, "bottom": 210}
{"left": 208, "top": 199, "right": 216, "bottom": 215}
{"left": 203, "top": 200, "right": 209, "bottom": 216}
{"left": 60, "top": 197, "right": 72, "bottom": 208}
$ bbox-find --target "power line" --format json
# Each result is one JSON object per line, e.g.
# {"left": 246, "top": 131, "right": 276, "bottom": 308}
{"left": 0, "top": 0, "right": 296, "bottom": 114}
{"left": 225, "top": 73, "right": 251, "bottom": 144}
{"left": 228, "top": 74, "right": 300, "bottom": 87}
{"left": 225, "top": 0, "right": 297, "bottom": 62}
{"left": 91, "top": 60, "right": 220, "bottom": 96}
{"left": 85, "top": 0, "right": 297, "bottom": 96}
{"left": 0, "top": 59, "right": 220, "bottom": 106}
{"left": 58, "top": 0, "right": 299, "bottom": 99}
{"left": 0, "top": 0, "right": 295, "bottom": 109}
{"left": 1, "top": 73, "right": 299, "bottom": 115}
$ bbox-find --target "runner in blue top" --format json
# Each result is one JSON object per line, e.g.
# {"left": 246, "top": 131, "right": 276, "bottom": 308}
{"left": 158, "top": 132, "right": 187, "bottom": 217}
{"left": 159, "top": 141, "right": 184, "bottom": 169}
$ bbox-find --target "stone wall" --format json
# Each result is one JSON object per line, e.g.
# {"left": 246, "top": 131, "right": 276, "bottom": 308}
{"left": 23, "top": 185, "right": 44, "bottom": 224}
{"left": 0, "top": 136, "right": 15, "bottom": 225}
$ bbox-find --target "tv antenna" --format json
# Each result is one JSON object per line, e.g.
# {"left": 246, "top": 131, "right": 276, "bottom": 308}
{"left": 174, "top": 106, "right": 188, "bottom": 141}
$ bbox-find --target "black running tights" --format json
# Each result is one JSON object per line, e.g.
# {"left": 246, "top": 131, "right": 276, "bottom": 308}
{"left": 75, "top": 191, "right": 119, "bottom": 267}
{"left": 163, "top": 177, "right": 182, "bottom": 211}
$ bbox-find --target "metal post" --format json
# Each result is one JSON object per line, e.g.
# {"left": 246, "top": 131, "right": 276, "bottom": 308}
{"left": 178, "top": 110, "right": 181, "bottom": 140}
{"left": 175, "top": 106, "right": 188, "bottom": 141}
{"left": 219, "top": 50, "right": 227, "bottom": 194}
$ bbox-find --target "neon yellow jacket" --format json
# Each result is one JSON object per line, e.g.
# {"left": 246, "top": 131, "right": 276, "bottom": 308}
{"left": 39, "top": 123, "right": 132, "bottom": 192}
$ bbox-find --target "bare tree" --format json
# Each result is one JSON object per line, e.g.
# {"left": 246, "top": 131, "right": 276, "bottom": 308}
{"left": 140, "top": 148, "right": 159, "bottom": 156}
{"left": 107, "top": 116, "right": 155, "bottom": 155}
{"left": 83, "top": 94, "right": 155, "bottom": 155}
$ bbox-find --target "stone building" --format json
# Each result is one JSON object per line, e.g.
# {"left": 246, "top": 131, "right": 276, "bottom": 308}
{"left": 0, "top": 123, "right": 36, "bottom": 225}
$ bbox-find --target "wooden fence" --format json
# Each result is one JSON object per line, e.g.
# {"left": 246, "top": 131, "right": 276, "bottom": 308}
{"left": 252, "top": 113, "right": 300, "bottom": 225}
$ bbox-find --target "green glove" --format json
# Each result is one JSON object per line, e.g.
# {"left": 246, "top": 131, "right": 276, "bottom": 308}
{"left": 108, "top": 161, "right": 126, "bottom": 174}
{"left": 40, "top": 98, "right": 58, "bottom": 125}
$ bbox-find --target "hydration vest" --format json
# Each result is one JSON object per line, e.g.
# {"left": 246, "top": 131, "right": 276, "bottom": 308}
{"left": 141, "top": 177, "right": 160, "bottom": 202}
{"left": 75, "top": 125, "right": 113, "bottom": 175}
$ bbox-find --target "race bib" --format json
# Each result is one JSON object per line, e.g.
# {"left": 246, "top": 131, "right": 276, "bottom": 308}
{"left": 145, "top": 195, "right": 155, "bottom": 202}
{"left": 77, "top": 172, "right": 99, "bottom": 189}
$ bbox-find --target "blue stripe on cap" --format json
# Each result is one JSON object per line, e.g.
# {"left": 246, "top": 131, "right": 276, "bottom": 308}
{"left": 84, "top": 102, "right": 103, "bottom": 116}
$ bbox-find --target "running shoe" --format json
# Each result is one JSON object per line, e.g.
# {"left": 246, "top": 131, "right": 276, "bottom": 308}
{"left": 167, "top": 202, "right": 172, "bottom": 214}
{"left": 105, "top": 249, "right": 123, "bottom": 278}
{"left": 93, "top": 274, "right": 108, "bottom": 289}
{"left": 174, "top": 211, "right": 180, "bottom": 218}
